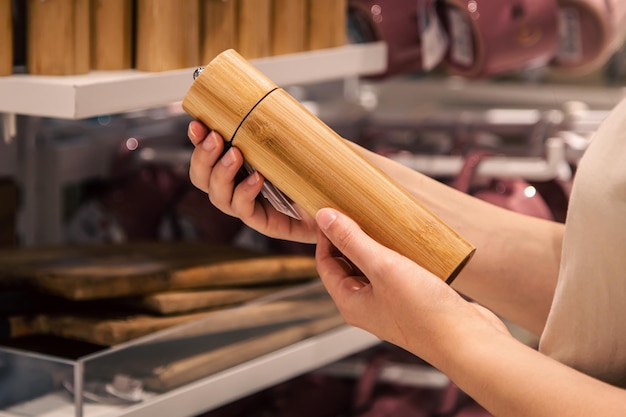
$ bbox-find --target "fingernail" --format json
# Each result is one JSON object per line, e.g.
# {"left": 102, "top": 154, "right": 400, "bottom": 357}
{"left": 316, "top": 208, "right": 337, "bottom": 231}
{"left": 246, "top": 171, "right": 260, "bottom": 185}
{"left": 221, "top": 148, "right": 235, "bottom": 167}
{"left": 202, "top": 131, "right": 218, "bottom": 152}
{"left": 188, "top": 123, "right": 197, "bottom": 141}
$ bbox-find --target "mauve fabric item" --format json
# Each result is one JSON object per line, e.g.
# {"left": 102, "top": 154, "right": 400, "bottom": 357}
{"left": 551, "top": 0, "right": 626, "bottom": 74}
{"left": 348, "top": 0, "right": 427, "bottom": 78}
{"left": 442, "top": 0, "right": 560, "bottom": 78}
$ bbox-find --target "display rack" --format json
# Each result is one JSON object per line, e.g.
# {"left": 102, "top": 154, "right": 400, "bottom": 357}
{"left": 106, "top": 326, "right": 379, "bottom": 417}
{"left": 1, "top": 42, "right": 387, "bottom": 245}
{"left": 0, "top": 325, "right": 380, "bottom": 417}
{"left": 0, "top": 43, "right": 387, "bottom": 417}
{"left": 0, "top": 43, "right": 387, "bottom": 120}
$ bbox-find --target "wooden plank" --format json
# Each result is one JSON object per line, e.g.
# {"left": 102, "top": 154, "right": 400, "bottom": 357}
{"left": 143, "top": 315, "right": 345, "bottom": 391}
{"left": 126, "top": 285, "right": 297, "bottom": 315}
{"left": 0, "top": 242, "right": 317, "bottom": 300}
{"left": 7, "top": 298, "right": 338, "bottom": 345}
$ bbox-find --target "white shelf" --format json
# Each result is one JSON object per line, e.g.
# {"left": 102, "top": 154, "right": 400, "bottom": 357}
{"left": 107, "top": 325, "right": 380, "bottom": 417}
{"left": 0, "top": 325, "right": 380, "bottom": 417}
{"left": 0, "top": 43, "right": 387, "bottom": 120}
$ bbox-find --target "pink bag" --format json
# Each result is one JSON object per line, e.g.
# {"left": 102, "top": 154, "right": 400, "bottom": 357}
{"left": 351, "top": 353, "right": 492, "bottom": 417}
{"left": 551, "top": 0, "right": 626, "bottom": 74}
{"left": 440, "top": 0, "right": 560, "bottom": 78}
{"left": 348, "top": 0, "right": 437, "bottom": 78}
{"left": 98, "top": 138, "right": 243, "bottom": 243}
{"left": 452, "top": 150, "right": 554, "bottom": 220}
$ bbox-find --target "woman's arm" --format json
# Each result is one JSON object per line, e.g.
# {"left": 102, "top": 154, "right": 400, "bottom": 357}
{"left": 350, "top": 144, "right": 564, "bottom": 336}
{"left": 443, "top": 325, "right": 626, "bottom": 417}
{"left": 315, "top": 208, "right": 625, "bottom": 417}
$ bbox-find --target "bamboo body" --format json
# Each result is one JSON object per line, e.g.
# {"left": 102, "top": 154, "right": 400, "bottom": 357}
{"left": 308, "top": 0, "right": 347, "bottom": 50}
{"left": 237, "top": 0, "right": 272, "bottom": 59}
{"left": 272, "top": 0, "right": 307, "bottom": 55}
{"left": 27, "top": 0, "right": 91, "bottom": 75}
{"left": 0, "top": 0, "right": 11, "bottom": 75}
{"left": 183, "top": 50, "right": 475, "bottom": 282}
{"left": 135, "top": 0, "right": 200, "bottom": 72}
{"left": 200, "top": 0, "right": 238, "bottom": 63}
{"left": 91, "top": 0, "right": 133, "bottom": 70}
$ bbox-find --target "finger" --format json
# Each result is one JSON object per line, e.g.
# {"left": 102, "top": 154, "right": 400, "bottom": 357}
{"left": 206, "top": 147, "right": 242, "bottom": 209}
{"left": 230, "top": 170, "right": 266, "bottom": 217}
{"left": 188, "top": 131, "right": 225, "bottom": 194}
{"left": 315, "top": 208, "right": 397, "bottom": 282}
{"left": 187, "top": 121, "right": 210, "bottom": 147}
{"left": 315, "top": 228, "right": 370, "bottom": 306}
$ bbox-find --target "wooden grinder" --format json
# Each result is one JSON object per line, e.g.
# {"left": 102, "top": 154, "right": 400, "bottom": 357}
{"left": 91, "top": 0, "right": 133, "bottom": 70}
{"left": 135, "top": 0, "right": 200, "bottom": 72}
{"left": 0, "top": 0, "right": 11, "bottom": 76}
{"left": 182, "top": 49, "right": 475, "bottom": 283}
{"left": 27, "top": 0, "right": 91, "bottom": 75}
{"left": 200, "top": 0, "right": 238, "bottom": 63}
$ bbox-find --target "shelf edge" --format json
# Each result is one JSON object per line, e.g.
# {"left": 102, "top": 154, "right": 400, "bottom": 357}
{"left": 0, "top": 43, "right": 387, "bottom": 120}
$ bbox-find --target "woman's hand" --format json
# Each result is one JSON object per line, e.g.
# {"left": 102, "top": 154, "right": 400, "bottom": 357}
{"left": 187, "top": 120, "right": 318, "bottom": 243}
{"left": 314, "top": 207, "right": 509, "bottom": 363}
{"left": 315, "top": 208, "right": 626, "bottom": 417}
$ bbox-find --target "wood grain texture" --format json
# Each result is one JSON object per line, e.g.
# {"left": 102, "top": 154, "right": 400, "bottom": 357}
{"left": 128, "top": 285, "right": 296, "bottom": 315}
{"left": 182, "top": 49, "right": 277, "bottom": 140}
{"left": 135, "top": 0, "right": 200, "bottom": 71}
{"left": 271, "top": 0, "right": 307, "bottom": 56}
{"left": 27, "top": 0, "right": 91, "bottom": 75}
{"left": 90, "top": 0, "right": 133, "bottom": 70}
{"left": 10, "top": 298, "right": 337, "bottom": 345}
{"left": 143, "top": 314, "right": 344, "bottom": 391}
{"left": 183, "top": 50, "right": 475, "bottom": 282}
{"left": 0, "top": 0, "right": 11, "bottom": 75}
{"left": 237, "top": 0, "right": 272, "bottom": 59}
{"left": 200, "top": 0, "right": 237, "bottom": 63}
{"left": 307, "top": 0, "right": 347, "bottom": 50}
{"left": 0, "top": 242, "right": 318, "bottom": 300}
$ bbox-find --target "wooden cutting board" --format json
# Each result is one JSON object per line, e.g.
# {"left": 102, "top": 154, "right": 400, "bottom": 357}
{"left": 123, "top": 284, "right": 297, "bottom": 315}
{"left": 6, "top": 297, "right": 338, "bottom": 346}
{"left": 144, "top": 314, "right": 345, "bottom": 392}
{"left": 0, "top": 242, "right": 318, "bottom": 300}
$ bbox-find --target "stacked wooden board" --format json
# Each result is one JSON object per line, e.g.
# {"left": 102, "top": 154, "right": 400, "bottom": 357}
{"left": 0, "top": 242, "right": 338, "bottom": 346}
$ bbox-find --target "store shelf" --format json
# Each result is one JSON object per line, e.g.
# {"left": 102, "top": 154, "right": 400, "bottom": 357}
{"left": 0, "top": 325, "right": 380, "bottom": 417}
{"left": 0, "top": 43, "right": 387, "bottom": 120}
{"left": 110, "top": 325, "right": 380, "bottom": 417}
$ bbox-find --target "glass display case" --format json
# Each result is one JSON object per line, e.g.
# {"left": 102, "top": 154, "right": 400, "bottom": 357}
{"left": 0, "top": 281, "right": 380, "bottom": 417}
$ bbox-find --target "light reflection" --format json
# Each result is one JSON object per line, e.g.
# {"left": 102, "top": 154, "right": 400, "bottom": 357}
{"left": 126, "top": 137, "right": 139, "bottom": 151}
{"left": 97, "top": 115, "right": 111, "bottom": 126}
{"left": 524, "top": 186, "right": 537, "bottom": 198}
